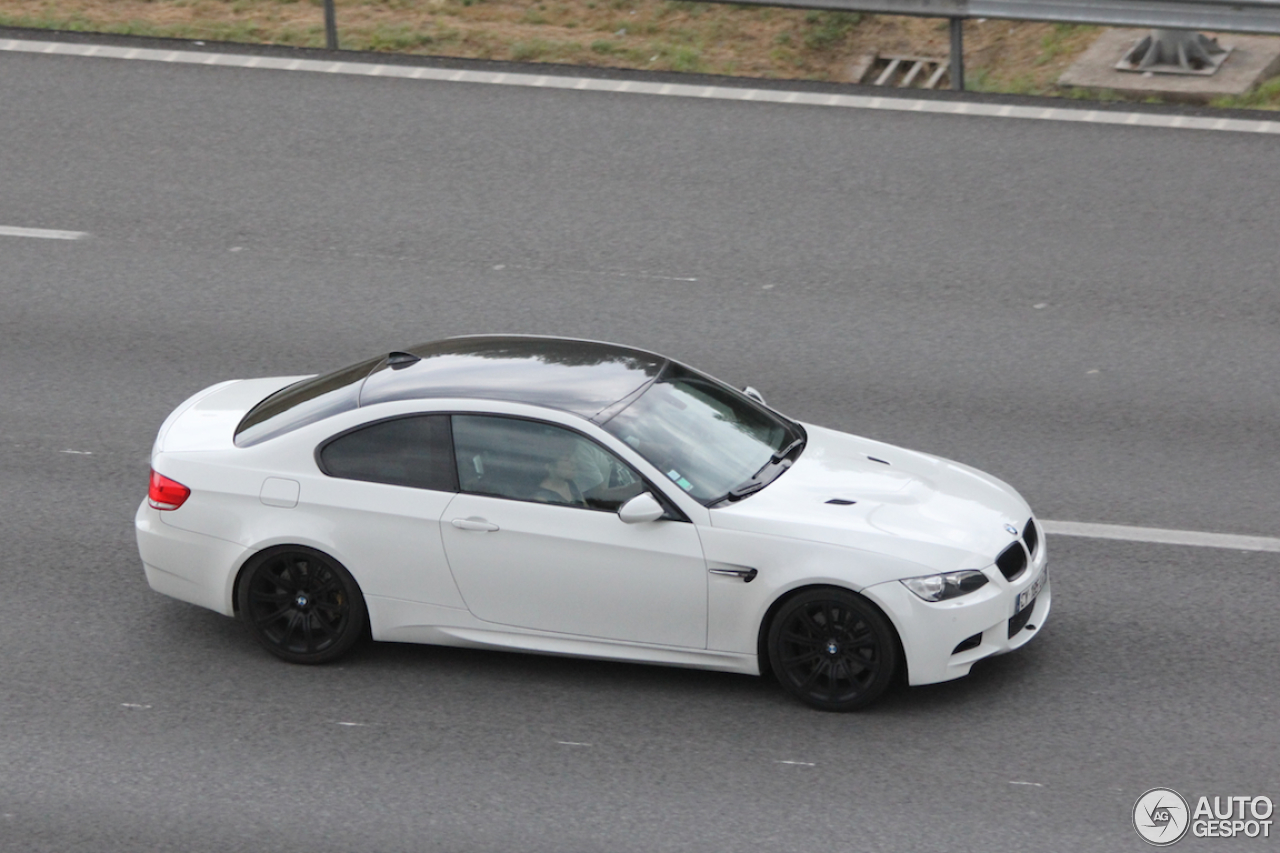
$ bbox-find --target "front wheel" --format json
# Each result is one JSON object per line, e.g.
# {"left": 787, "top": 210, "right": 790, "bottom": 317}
{"left": 237, "top": 547, "right": 366, "bottom": 664}
{"left": 767, "top": 588, "right": 898, "bottom": 711}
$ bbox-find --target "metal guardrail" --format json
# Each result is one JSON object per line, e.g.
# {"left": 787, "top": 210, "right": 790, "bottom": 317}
{"left": 687, "top": 0, "right": 1280, "bottom": 91}
{"left": 316, "top": 0, "right": 1280, "bottom": 91}
{"left": 707, "top": 0, "right": 1280, "bottom": 35}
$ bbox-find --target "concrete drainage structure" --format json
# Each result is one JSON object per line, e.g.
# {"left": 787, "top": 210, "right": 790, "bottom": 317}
{"left": 1117, "top": 28, "right": 1231, "bottom": 75}
{"left": 1059, "top": 27, "right": 1280, "bottom": 102}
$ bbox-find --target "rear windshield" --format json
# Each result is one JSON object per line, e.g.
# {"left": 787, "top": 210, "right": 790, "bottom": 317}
{"left": 234, "top": 356, "right": 383, "bottom": 447}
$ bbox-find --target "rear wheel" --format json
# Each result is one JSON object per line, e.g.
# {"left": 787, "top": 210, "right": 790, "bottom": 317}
{"left": 767, "top": 588, "right": 897, "bottom": 711}
{"left": 237, "top": 547, "right": 366, "bottom": 664}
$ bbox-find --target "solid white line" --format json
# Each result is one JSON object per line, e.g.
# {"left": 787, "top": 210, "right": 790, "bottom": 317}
{"left": 1042, "top": 520, "right": 1280, "bottom": 553}
{"left": 4, "top": 38, "right": 1280, "bottom": 135}
{"left": 0, "top": 225, "right": 89, "bottom": 240}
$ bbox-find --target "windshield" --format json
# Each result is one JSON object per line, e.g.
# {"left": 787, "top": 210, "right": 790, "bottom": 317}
{"left": 600, "top": 365, "right": 803, "bottom": 505}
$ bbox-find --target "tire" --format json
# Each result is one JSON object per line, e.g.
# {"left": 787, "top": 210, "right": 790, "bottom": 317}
{"left": 237, "top": 547, "right": 367, "bottom": 664}
{"left": 767, "top": 587, "right": 898, "bottom": 711}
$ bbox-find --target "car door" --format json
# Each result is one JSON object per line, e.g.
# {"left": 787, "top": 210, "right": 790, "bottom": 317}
{"left": 441, "top": 414, "right": 708, "bottom": 649}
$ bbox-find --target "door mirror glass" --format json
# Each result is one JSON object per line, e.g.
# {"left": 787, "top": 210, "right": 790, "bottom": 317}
{"left": 618, "top": 492, "right": 665, "bottom": 524}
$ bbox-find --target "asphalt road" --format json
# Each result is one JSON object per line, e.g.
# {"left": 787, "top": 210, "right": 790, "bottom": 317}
{"left": 1, "top": 41, "right": 1277, "bottom": 852}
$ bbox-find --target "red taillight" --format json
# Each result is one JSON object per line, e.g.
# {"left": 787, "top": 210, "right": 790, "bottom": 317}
{"left": 148, "top": 469, "right": 191, "bottom": 511}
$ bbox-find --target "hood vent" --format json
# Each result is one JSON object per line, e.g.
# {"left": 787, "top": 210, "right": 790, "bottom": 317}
{"left": 825, "top": 498, "right": 857, "bottom": 506}
{"left": 866, "top": 456, "right": 890, "bottom": 465}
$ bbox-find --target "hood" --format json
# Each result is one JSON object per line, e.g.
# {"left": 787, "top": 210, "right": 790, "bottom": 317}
{"left": 709, "top": 424, "right": 1031, "bottom": 574}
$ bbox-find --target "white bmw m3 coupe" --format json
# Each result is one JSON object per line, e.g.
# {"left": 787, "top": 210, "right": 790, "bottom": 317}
{"left": 137, "top": 335, "right": 1049, "bottom": 710}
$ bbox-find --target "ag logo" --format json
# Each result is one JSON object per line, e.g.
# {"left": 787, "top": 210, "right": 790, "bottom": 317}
{"left": 1134, "top": 788, "right": 1191, "bottom": 846}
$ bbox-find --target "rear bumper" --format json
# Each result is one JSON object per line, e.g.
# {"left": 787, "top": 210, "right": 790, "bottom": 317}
{"left": 135, "top": 500, "right": 245, "bottom": 616}
{"left": 863, "top": 559, "right": 1051, "bottom": 686}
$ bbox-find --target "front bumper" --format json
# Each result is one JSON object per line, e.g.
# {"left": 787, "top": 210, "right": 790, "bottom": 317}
{"left": 863, "top": 552, "right": 1051, "bottom": 686}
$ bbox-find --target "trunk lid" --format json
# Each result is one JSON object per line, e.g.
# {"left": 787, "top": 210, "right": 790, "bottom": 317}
{"left": 154, "top": 376, "right": 310, "bottom": 454}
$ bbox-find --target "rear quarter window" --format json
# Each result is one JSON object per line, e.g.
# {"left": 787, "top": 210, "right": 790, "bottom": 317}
{"left": 317, "top": 415, "right": 457, "bottom": 492}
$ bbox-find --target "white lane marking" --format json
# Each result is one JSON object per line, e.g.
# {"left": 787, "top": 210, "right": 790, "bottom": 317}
{"left": 556, "top": 741, "right": 592, "bottom": 746}
{"left": 1009, "top": 780, "right": 1044, "bottom": 787}
{"left": 3, "top": 37, "right": 1275, "bottom": 134}
{"left": 499, "top": 263, "right": 697, "bottom": 282}
{"left": 0, "top": 225, "right": 89, "bottom": 240}
{"left": 59, "top": 449, "right": 93, "bottom": 455}
{"left": 776, "top": 760, "right": 817, "bottom": 766}
{"left": 120, "top": 703, "right": 152, "bottom": 709}
{"left": 336, "top": 721, "right": 368, "bottom": 726}
{"left": 1043, "top": 520, "right": 1280, "bottom": 553}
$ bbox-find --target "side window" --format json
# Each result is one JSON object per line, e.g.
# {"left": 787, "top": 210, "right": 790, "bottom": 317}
{"left": 319, "top": 415, "right": 456, "bottom": 492}
{"left": 451, "top": 415, "right": 647, "bottom": 511}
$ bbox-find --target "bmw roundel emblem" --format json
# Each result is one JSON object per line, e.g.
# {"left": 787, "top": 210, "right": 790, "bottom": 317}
{"left": 1005, "top": 524, "right": 1018, "bottom": 536}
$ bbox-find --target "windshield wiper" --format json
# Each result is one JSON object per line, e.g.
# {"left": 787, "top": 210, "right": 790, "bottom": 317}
{"left": 721, "top": 429, "right": 807, "bottom": 505}
{"left": 724, "top": 480, "right": 767, "bottom": 501}
{"left": 747, "top": 436, "right": 806, "bottom": 481}
{"left": 770, "top": 436, "right": 805, "bottom": 463}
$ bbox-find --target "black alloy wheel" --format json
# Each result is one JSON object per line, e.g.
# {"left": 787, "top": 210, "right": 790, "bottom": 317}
{"left": 237, "top": 547, "right": 366, "bottom": 664}
{"left": 767, "top": 588, "right": 897, "bottom": 711}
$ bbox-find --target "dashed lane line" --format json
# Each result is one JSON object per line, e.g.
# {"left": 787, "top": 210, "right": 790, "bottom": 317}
{"left": 0, "top": 225, "right": 89, "bottom": 240}
{"left": 3, "top": 38, "right": 1279, "bottom": 135}
{"left": 1042, "top": 520, "right": 1280, "bottom": 553}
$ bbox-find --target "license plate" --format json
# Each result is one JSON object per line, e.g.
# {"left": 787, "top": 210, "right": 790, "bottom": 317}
{"left": 1015, "top": 566, "right": 1048, "bottom": 614}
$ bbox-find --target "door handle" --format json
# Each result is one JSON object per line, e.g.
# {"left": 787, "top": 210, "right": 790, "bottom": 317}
{"left": 709, "top": 567, "right": 758, "bottom": 583}
{"left": 451, "top": 517, "right": 500, "bottom": 532}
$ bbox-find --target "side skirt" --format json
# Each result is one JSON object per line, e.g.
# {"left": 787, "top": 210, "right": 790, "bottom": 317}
{"left": 366, "top": 595, "right": 760, "bottom": 676}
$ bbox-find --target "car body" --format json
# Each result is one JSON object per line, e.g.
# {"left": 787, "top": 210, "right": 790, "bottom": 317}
{"left": 136, "top": 335, "right": 1049, "bottom": 710}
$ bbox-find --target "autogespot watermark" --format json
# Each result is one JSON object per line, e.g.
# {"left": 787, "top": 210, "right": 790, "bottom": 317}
{"left": 1133, "top": 787, "right": 1275, "bottom": 845}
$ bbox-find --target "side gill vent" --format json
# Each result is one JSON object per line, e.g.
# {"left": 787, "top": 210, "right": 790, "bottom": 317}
{"left": 995, "top": 542, "right": 1028, "bottom": 582}
{"left": 1023, "top": 517, "right": 1039, "bottom": 558}
{"left": 867, "top": 456, "right": 890, "bottom": 465}
{"left": 825, "top": 499, "right": 857, "bottom": 506}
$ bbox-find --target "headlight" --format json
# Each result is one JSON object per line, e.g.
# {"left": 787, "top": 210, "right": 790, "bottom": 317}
{"left": 901, "top": 570, "right": 989, "bottom": 602}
